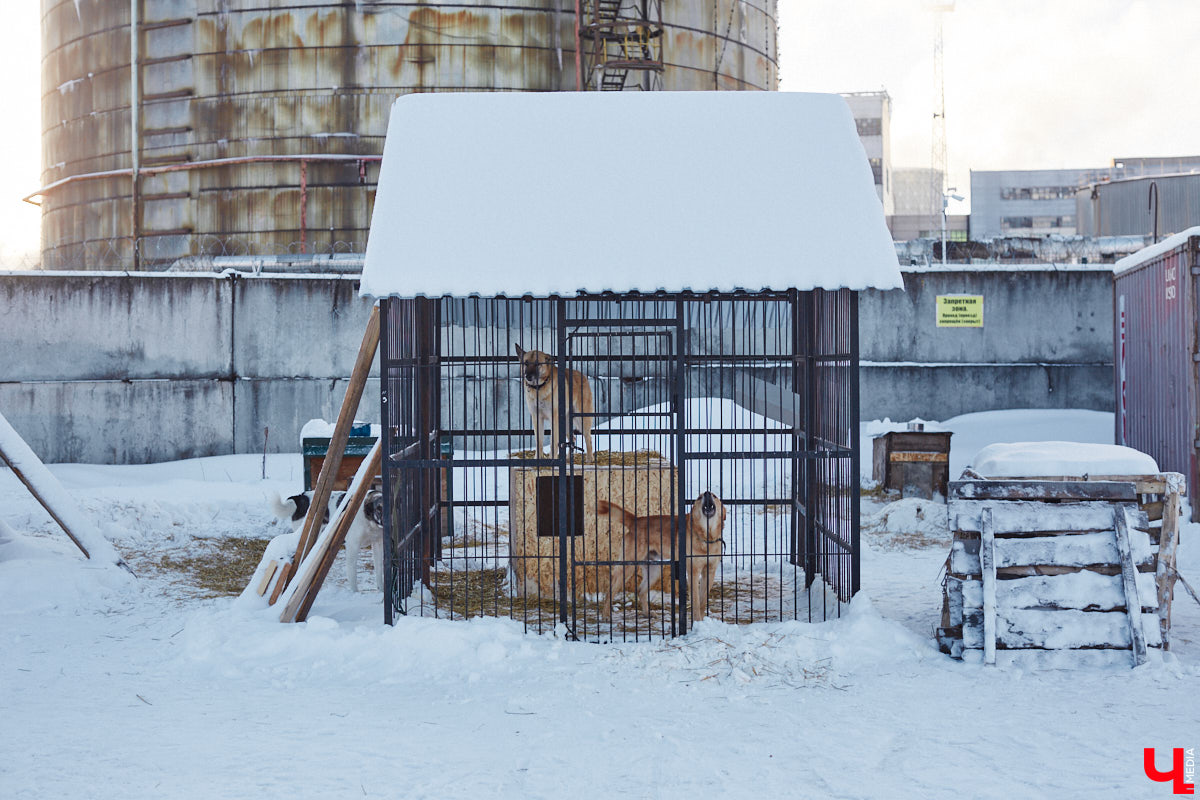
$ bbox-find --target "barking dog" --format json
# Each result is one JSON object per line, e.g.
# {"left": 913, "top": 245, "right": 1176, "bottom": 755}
{"left": 596, "top": 491, "right": 726, "bottom": 622}
{"left": 269, "top": 490, "right": 385, "bottom": 592}
{"left": 514, "top": 344, "right": 594, "bottom": 456}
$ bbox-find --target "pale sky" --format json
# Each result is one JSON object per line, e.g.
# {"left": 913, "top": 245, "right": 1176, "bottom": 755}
{"left": 778, "top": 0, "right": 1200, "bottom": 213}
{"left": 1, "top": 1, "right": 1198, "bottom": 263}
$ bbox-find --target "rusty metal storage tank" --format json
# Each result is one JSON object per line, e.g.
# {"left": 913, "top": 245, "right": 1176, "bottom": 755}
{"left": 39, "top": 1, "right": 778, "bottom": 269}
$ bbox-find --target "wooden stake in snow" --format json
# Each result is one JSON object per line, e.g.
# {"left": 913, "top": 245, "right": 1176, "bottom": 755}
{"left": 287, "top": 304, "right": 380, "bottom": 576}
{"left": 278, "top": 438, "right": 382, "bottom": 623}
{"left": 0, "top": 410, "right": 132, "bottom": 573}
{"left": 980, "top": 507, "right": 997, "bottom": 666}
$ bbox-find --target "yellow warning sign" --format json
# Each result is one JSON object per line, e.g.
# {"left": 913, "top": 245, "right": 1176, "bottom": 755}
{"left": 936, "top": 295, "right": 983, "bottom": 327}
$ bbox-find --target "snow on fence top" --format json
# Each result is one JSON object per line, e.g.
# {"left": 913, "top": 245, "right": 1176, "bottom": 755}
{"left": 1113, "top": 225, "right": 1200, "bottom": 276}
{"left": 971, "top": 441, "right": 1159, "bottom": 478}
{"left": 360, "top": 91, "right": 903, "bottom": 298}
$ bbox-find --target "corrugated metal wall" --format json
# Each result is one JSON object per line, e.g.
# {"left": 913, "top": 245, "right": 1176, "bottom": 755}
{"left": 1078, "top": 173, "right": 1200, "bottom": 237}
{"left": 1114, "top": 235, "right": 1199, "bottom": 518}
{"left": 40, "top": 1, "right": 779, "bottom": 269}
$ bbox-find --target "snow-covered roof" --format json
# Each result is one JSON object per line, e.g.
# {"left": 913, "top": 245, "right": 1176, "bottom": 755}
{"left": 360, "top": 91, "right": 903, "bottom": 298}
{"left": 1113, "top": 226, "right": 1200, "bottom": 276}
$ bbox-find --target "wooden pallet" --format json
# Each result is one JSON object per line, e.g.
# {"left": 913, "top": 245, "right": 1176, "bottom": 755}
{"left": 937, "top": 473, "right": 1184, "bottom": 667}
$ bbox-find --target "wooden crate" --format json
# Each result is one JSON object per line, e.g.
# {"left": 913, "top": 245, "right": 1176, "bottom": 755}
{"left": 872, "top": 431, "right": 952, "bottom": 498}
{"left": 937, "top": 473, "right": 1184, "bottom": 667}
{"left": 509, "top": 461, "right": 677, "bottom": 599}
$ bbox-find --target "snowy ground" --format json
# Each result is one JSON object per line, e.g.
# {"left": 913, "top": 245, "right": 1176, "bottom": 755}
{"left": 2, "top": 410, "right": 1198, "bottom": 799}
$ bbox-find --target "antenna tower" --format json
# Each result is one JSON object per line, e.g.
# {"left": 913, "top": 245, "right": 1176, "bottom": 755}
{"left": 930, "top": 2, "right": 954, "bottom": 236}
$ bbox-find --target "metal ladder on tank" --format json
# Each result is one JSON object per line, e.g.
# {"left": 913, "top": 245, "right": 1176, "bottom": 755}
{"left": 578, "top": 0, "right": 664, "bottom": 91}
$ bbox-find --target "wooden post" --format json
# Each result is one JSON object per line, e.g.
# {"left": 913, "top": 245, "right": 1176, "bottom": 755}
{"left": 980, "top": 507, "right": 996, "bottom": 666}
{"left": 1156, "top": 481, "right": 1183, "bottom": 647}
{"left": 1113, "top": 506, "right": 1148, "bottom": 666}
{"left": 279, "top": 439, "right": 383, "bottom": 623}
{"left": 284, "top": 304, "right": 380, "bottom": 592}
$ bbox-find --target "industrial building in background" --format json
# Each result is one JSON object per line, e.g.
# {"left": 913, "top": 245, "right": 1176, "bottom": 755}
{"left": 34, "top": 0, "right": 778, "bottom": 270}
{"left": 968, "top": 168, "right": 1110, "bottom": 239}
{"left": 888, "top": 166, "right": 967, "bottom": 242}
{"left": 971, "top": 158, "right": 1200, "bottom": 240}
{"left": 1076, "top": 172, "right": 1200, "bottom": 239}
{"left": 841, "top": 94, "right": 971, "bottom": 244}
{"left": 841, "top": 91, "right": 893, "bottom": 216}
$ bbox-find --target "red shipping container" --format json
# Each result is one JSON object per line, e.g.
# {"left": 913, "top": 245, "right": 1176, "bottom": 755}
{"left": 1113, "top": 228, "right": 1199, "bottom": 520}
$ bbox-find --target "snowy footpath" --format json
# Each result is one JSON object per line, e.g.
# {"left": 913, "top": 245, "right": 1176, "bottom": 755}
{"left": 2, "top": 410, "right": 1199, "bottom": 799}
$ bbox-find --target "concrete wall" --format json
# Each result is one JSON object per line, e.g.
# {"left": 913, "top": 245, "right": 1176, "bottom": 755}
{"left": 0, "top": 267, "right": 1115, "bottom": 463}
{"left": 860, "top": 266, "right": 1114, "bottom": 421}
{"left": 0, "top": 272, "right": 378, "bottom": 463}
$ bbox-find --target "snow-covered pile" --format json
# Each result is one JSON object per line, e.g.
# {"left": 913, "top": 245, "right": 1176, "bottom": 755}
{"left": 0, "top": 529, "right": 135, "bottom": 615}
{"left": 298, "top": 418, "right": 380, "bottom": 442}
{"left": 860, "top": 409, "right": 1117, "bottom": 482}
{"left": 971, "top": 441, "right": 1159, "bottom": 478}
{"left": 861, "top": 497, "right": 950, "bottom": 550}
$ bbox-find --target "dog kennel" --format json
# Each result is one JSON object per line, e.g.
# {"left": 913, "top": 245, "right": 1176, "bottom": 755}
{"left": 360, "top": 91, "right": 903, "bottom": 640}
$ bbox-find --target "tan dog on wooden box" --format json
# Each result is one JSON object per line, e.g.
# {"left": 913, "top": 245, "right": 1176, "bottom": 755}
{"left": 514, "top": 344, "right": 594, "bottom": 456}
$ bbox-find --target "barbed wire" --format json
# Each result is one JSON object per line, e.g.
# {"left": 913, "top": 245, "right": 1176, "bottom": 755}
{"left": 35, "top": 235, "right": 368, "bottom": 272}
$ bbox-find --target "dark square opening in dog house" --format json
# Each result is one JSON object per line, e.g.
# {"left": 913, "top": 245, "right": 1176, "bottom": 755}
{"left": 361, "top": 92, "right": 902, "bottom": 641}
{"left": 536, "top": 475, "right": 585, "bottom": 539}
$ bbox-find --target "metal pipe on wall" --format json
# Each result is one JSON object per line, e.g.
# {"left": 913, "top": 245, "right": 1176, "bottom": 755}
{"left": 130, "top": 0, "right": 141, "bottom": 270}
{"left": 24, "top": 154, "right": 382, "bottom": 205}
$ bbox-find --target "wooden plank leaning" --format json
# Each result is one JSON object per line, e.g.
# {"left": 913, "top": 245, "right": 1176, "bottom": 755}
{"left": 1112, "top": 506, "right": 1148, "bottom": 667}
{"left": 274, "top": 303, "right": 380, "bottom": 602}
{"left": 278, "top": 438, "right": 382, "bottom": 623}
{"left": 0, "top": 409, "right": 132, "bottom": 573}
{"left": 980, "top": 507, "right": 996, "bottom": 666}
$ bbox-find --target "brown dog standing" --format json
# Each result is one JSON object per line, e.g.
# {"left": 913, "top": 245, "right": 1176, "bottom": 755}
{"left": 514, "top": 344, "right": 594, "bottom": 456}
{"left": 596, "top": 491, "right": 726, "bottom": 622}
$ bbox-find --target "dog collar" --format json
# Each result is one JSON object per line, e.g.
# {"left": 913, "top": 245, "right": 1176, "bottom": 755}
{"left": 525, "top": 376, "right": 550, "bottom": 390}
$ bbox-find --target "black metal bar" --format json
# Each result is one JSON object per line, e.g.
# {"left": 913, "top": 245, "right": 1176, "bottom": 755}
{"left": 438, "top": 425, "right": 797, "bottom": 436}
{"left": 674, "top": 297, "right": 687, "bottom": 636}
{"left": 681, "top": 450, "right": 850, "bottom": 460}
{"left": 575, "top": 559, "right": 679, "bottom": 567}
{"left": 789, "top": 289, "right": 801, "bottom": 576}
{"left": 424, "top": 353, "right": 836, "bottom": 366}
{"left": 389, "top": 458, "right": 560, "bottom": 468}
{"left": 804, "top": 291, "right": 818, "bottom": 590}
{"left": 556, "top": 298, "right": 571, "bottom": 633}
{"left": 849, "top": 290, "right": 862, "bottom": 597}
{"left": 380, "top": 298, "right": 395, "bottom": 626}
{"left": 433, "top": 298, "right": 445, "bottom": 572}
{"left": 813, "top": 522, "right": 855, "bottom": 555}
{"left": 568, "top": 331, "right": 674, "bottom": 339}
{"left": 563, "top": 317, "right": 679, "bottom": 327}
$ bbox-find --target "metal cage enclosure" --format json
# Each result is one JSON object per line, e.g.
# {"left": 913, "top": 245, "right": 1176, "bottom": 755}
{"left": 380, "top": 291, "right": 859, "bottom": 641}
